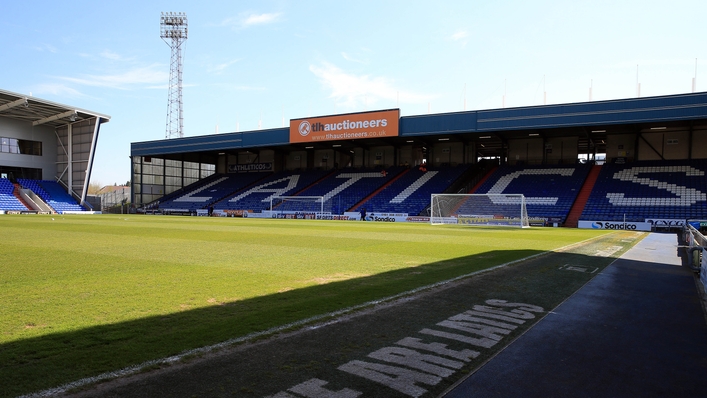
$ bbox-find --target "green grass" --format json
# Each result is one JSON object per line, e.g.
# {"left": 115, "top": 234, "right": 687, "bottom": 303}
{"left": 0, "top": 214, "right": 610, "bottom": 396}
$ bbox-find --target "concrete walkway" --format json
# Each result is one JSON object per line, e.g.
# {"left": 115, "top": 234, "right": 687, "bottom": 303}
{"left": 444, "top": 233, "right": 707, "bottom": 398}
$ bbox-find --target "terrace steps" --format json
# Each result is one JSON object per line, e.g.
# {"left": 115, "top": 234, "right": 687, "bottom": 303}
{"left": 349, "top": 168, "right": 410, "bottom": 212}
{"left": 468, "top": 167, "right": 497, "bottom": 193}
{"left": 12, "top": 184, "right": 32, "bottom": 210}
{"left": 564, "top": 164, "right": 602, "bottom": 227}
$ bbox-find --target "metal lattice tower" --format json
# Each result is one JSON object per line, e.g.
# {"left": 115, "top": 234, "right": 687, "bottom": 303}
{"left": 160, "top": 12, "right": 187, "bottom": 139}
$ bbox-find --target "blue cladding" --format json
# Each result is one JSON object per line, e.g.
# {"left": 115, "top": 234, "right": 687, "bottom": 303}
{"left": 476, "top": 93, "right": 707, "bottom": 131}
{"left": 131, "top": 92, "right": 707, "bottom": 157}
{"left": 131, "top": 128, "right": 289, "bottom": 157}
{"left": 400, "top": 112, "right": 477, "bottom": 136}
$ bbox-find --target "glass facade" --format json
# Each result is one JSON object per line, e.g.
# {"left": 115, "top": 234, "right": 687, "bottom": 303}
{"left": 0, "top": 137, "right": 42, "bottom": 156}
{"left": 132, "top": 156, "right": 215, "bottom": 206}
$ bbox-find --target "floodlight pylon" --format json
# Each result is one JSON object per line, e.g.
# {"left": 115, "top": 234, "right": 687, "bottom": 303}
{"left": 160, "top": 12, "right": 188, "bottom": 139}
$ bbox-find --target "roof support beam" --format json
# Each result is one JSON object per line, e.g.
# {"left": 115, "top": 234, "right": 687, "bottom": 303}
{"left": 32, "top": 110, "right": 77, "bottom": 126}
{"left": 0, "top": 97, "right": 28, "bottom": 113}
{"left": 81, "top": 117, "right": 103, "bottom": 208}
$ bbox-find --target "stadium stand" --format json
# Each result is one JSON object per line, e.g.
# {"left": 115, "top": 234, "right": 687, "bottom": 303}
{"left": 158, "top": 173, "right": 269, "bottom": 212}
{"left": 18, "top": 179, "right": 84, "bottom": 212}
{"left": 579, "top": 160, "right": 707, "bottom": 222}
{"left": 0, "top": 178, "right": 28, "bottom": 211}
{"left": 473, "top": 164, "right": 592, "bottom": 223}
{"left": 290, "top": 167, "right": 405, "bottom": 214}
{"left": 213, "top": 169, "right": 331, "bottom": 212}
{"left": 355, "top": 164, "right": 472, "bottom": 215}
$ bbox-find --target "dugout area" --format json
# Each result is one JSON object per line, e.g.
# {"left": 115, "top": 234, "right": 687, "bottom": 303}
{"left": 130, "top": 92, "right": 707, "bottom": 226}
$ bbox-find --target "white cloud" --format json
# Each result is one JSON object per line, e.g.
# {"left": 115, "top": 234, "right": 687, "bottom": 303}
{"left": 451, "top": 30, "right": 469, "bottom": 41}
{"left": 450, "top": 30, "right": 470, "bottom": 47}
{"left": 100, "top": 50, "right": 129, "bottom": 61}
{"left": 31, "top": 83, "right": 86, "bottom": 98}
{"left": 216, "top": 12, "right": 282, "bottom": 29}
{"left": 34, "top": 43, "right": 58, "bottom": 53}
{"left": 341, "top": 52, "right": 368, "bottom": 64}
{"left": 57, "top": 65, "right": 168, "bottom": 90}
{"left": 207, "top": 59, "right": 241, "bottom": 74}
{"left": 309, "top": 62, "right": 433, "bottom": 109}
{"left": 243, "top": 12, "right": 281, "bottom": 26}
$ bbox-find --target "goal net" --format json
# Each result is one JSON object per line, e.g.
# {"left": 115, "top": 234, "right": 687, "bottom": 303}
{"left": 430, "top": 194, "right": 530, "bottom": 228}
{"left": 270, "top": 196, "right": 325, "bottom": 218}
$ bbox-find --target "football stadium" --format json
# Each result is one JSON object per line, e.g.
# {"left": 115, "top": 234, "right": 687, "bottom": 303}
{"left": 1, "top": 88, "right": 707, "bottom": 397}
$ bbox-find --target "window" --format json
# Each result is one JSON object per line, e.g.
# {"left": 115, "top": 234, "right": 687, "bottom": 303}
{"left": 0, "top": 137, "right": 42, "bottom": 155}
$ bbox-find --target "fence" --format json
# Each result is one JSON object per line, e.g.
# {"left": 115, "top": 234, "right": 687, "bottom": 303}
{"left": 683, "top": 222, "right": 707, "bottom": 292}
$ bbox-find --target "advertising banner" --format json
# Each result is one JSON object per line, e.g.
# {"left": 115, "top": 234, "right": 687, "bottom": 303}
{"left": 645, "top": 219, "right": 685, "bottom": 229}
{"left": 290, "top": 109, "right": 399, "bottom": 143}
{"left": 458, "top": 216, "right": 524, "bottom": 226}
{"left": 578, "top": 220, "right": 651, "bottom": 231}
{"left": 228, "top": 163, "right": 273, "bottom": 173}
{"left": 214, "top": 209, "right": 252, "bottom": 217}
{"left": 344, "top": 212, "right": 410, "bottom": 222}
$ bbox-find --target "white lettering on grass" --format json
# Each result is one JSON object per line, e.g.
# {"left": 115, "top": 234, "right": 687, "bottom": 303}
{"left": 436, "top": 318, "right": 513, "bottom": 341}
{"left": 367, "top": 347, "right": 464, "bottom": 377}
{"left": 273, "top": 299, "right": 545, "bottom": 398}
{"left": 395, "top": 337, "right": 480, "bottom": 362}
{"left": 338, "top": 360, "right": 440, "bottom": 398}
{"left": 484, "top": 299, "right": 544, "bottom": 313}
{"left": 418, "top": 328, "right": 499, "bottom": 349}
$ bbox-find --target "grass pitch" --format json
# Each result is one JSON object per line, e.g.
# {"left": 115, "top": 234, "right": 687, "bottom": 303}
{"left": 0, "top": 214, "right": 610, "bottom": 397}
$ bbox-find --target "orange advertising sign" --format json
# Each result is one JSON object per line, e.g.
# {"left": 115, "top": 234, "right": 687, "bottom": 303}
{"left": 289, "top": 109, "right": 399, "bottom": 143}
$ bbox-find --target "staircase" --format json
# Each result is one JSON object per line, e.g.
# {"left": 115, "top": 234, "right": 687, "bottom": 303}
{"left": 468, "top": 167, "right": 498, "bottom": 193}
{"left": 350, "top": 168, "right": 409, "bottom": 212}
{"left": 12, "top": 184, "right": 32, "bottom": 210}
{"left": 564, "top": 164, "right": 602, "bottom": 228}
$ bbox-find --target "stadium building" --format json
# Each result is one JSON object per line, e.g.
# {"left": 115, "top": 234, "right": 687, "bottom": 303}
{"left": 130, "top": 91, "right": 707, "bottom": 228}
{"left": 0, "top": 88, "right": 110, "bottom": 213}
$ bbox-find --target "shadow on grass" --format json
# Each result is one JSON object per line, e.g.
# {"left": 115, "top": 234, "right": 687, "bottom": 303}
{"left": 4, "top": 248, "right": 554, "bottom": 397}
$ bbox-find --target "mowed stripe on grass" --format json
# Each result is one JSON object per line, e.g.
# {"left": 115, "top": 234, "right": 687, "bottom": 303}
{"left": 0, "top": 214, "right": 609, "bottom": 397}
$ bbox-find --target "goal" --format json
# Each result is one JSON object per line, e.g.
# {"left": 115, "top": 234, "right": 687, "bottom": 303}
{"left": 270, "top": 196, "right": 325, "bottom": 217}
{"left": 430, "top": 193, "right": 530, "bottom": 227}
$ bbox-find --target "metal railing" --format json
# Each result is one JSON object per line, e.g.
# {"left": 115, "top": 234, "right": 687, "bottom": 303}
{"left": 683, "top": 222, "right": 706, "bottom": 273}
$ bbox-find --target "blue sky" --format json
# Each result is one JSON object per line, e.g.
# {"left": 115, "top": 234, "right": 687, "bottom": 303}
{"left": 1, "top": 0, "right": 705, "bottom": 186}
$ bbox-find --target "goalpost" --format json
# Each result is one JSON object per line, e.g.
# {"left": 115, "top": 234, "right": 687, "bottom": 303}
{"left": 430, "top": 193, "right": 530, "bottom": 228}
{"left": 270, "top": 196, "right": 325, "bottom": 218}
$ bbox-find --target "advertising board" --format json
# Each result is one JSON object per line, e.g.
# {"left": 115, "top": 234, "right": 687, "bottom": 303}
{"left": 578, "top": 220, "right": 652, "bottom": 231}
{"left": 290, "top": 109, "right": 399, "bottom": 143}
{"left": 645, "top": 219, "right": 686, "bottom": 229}
{"left": 228, "top": 163, "right": 273, "bottom": 173}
